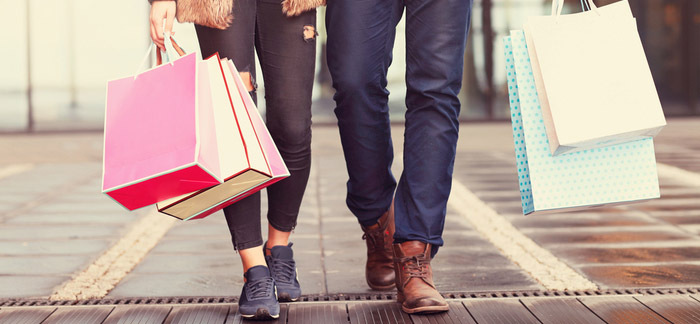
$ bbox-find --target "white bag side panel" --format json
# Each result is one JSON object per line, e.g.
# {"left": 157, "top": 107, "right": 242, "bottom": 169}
{"left": 195, "top": 61, "right": 223, "bottom": 181}
{"left": 227, "top": 59, "right": 275, "bottom": 176}
{"left": 220, "top": 59, "right": 269, "bottom": 174}
{"left": 204, "top": 57, "right": 249, "bottom": 178}
{"left": 504, "top": 35, "right": 535, "bottom": 215}
{"left": 522, "top": 24, "right": 561, "bottom": 157}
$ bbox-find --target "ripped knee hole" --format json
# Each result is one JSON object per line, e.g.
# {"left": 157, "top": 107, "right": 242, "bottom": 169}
{"left": 238, "top": 71, "right": 255, "bottom": 91}
{"left": 303, "top": 25, "right": 318, "bottom": 42}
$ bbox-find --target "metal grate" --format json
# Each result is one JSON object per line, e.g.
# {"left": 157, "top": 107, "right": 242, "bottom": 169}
{"left": 1, "top": 288, "right": 699, "bottom": 307}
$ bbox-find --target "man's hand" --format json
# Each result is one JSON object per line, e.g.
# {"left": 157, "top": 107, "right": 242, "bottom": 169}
{"left": 149, "top": 1, "right": 176, "bottom": 51}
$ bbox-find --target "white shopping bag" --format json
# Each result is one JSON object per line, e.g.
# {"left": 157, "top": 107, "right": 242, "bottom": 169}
{"left": 504, "top": 30, "right": 660, "bottom": 215}
{"left": 523, "top": 0, "right": 666, "bottom": 156}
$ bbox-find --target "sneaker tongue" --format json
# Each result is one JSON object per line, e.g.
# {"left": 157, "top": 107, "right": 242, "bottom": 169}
{"left": 245, "top": 265, "right": 271, "bottom": 281}
{"left": 270, "top": 244, "right": 294, "bottom": 259}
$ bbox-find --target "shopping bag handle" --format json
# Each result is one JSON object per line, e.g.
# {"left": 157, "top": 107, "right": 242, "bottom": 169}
{"left": 551, "top": 0, "right": 600, "bottom": 17}
{"left": 134, "top": 33, "right": 187, "bottom": 77}
{"left": 156, "top": 35, "right": 186, "bottom": 65}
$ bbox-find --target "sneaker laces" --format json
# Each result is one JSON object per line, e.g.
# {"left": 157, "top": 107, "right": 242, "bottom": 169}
{"left": 270, "top": 258, "right": 296, "bottom": 284}
{"left": 246, "top": 277, "right": 275, "bottom": 300}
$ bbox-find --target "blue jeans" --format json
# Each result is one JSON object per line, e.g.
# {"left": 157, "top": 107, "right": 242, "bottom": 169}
{"left": 326, "top": 0, "right": 472, "bottom": 256}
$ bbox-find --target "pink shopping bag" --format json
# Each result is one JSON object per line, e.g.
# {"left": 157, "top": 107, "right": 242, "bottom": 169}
{"left": 156, "top": 57, "right": 290, "bottom": 220}
{"left": 102, "top": 40, "right": 223, "bottom": 210}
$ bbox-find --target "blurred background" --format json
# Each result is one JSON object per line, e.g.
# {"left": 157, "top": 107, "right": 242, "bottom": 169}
{"left": 1, "top": 0, "right": 698, "bottom": 132}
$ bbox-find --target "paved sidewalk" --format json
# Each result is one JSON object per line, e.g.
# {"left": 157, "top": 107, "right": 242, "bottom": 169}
{"left": 0, "top": 118, "right": 699, "bottom": 303}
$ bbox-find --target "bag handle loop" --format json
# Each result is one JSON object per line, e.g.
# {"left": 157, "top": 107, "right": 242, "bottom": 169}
{"left": 134, "top": 33, "right": 187, "bottom": 77}
{"left": 551, "top": 0, "right": 600, "bottom": 17}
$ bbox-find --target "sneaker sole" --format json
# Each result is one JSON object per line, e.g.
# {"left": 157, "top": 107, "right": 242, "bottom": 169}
{"left": 240, "top": 308, "right": 280, "bottom": 320}
{"left": 278, "top": 292, "right": 300, "bottom": 302}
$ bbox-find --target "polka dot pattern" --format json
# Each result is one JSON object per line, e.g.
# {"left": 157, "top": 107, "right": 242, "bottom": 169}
{"left": 503, "top": 32, "right": 660, "bottom": 215}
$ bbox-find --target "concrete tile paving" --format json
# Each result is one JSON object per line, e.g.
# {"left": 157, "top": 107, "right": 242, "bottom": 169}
{"left": 1, "top": 119, "right": 700, "bottom": 301}
{"left": 452, "top": 121, "right": 700, "bottom": 289}
{"left": 0, "top": 156, "right": 148, "bottom": 298}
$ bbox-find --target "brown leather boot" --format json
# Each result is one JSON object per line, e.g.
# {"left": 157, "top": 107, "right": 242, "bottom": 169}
{"left": 393, "top": 241, "right": 448, "bottom": 314}
{"left": 360, "top": 204, "right": 395, "bottom": 290}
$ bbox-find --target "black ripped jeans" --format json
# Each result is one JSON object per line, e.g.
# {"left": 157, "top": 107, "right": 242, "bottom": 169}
{"left": 195, "top": 0, "right": 316, "bottom": 251}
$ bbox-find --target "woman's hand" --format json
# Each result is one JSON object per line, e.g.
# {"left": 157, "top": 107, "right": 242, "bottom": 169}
{"left": 149, "top": 1, "right": 176, "bottom": 51}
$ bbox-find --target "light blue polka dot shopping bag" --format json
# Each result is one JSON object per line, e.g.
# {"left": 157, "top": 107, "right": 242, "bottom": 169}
{"left": 503, "top": 31, "right": 660, "bottom": 215}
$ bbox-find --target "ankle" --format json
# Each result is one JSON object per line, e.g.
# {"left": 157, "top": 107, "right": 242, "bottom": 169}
{"left": 267, "top": 224, "right": 291, "bottom": 252}
{"left": 266, "top": 240, "right": 288, "bottom": 249}
{"left": 240, "top": 245, "right": 267, "bottom": 273}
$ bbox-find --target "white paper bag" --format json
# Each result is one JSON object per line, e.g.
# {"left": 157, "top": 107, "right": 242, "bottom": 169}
{"left": 523, "top": 0, "right": 666, "bottom": 156}
{"left": 504, "top": 31, "right": 660, "bottom": 215}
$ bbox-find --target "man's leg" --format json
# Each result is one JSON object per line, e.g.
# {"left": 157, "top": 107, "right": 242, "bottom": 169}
{"left": 392, "top": 0, "right": 473, "bottom": 314}
{"left": 326, "top": 0, "right": 403, "bottom": 290}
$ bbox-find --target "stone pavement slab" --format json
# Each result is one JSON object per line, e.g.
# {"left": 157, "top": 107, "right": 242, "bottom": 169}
{"left": 0, "top": 151, "right": 150, "bottom": 298}
{"left": 0, "top": 276, "right": 72, "bottom": 298}
{"left": 0, "top": 240, "right": 110, "bottom": 256}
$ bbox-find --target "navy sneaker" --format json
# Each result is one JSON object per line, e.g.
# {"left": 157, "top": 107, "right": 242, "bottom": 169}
{"left": 238, "top": 265, "right": 280, "bottom": 320}
{"left": 265, "top": 242, "right": 302, "bottom": 302}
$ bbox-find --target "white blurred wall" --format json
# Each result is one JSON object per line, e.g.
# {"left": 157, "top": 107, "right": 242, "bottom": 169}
{"left": 0, "top": 0, "right": 556, "bottom": 130}
{"left": 2, "top": 0, "right": 149, "bottom": 90}
{"left": 0, "top": 0, "right": 201, "bottom": 130}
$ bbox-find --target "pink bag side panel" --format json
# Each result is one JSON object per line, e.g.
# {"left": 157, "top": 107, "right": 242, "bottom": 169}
{"left": 104, "top": 53, "right": 199, "bottom": 190}
{"left": 106, "top": 164, "right": 219, "bottom": 210}
{"left": 195, "top": 61, "right": 221, "bottom": 180}
{"left": 226, "top": 60, "right": 288, "bottom": 177}
{"left": 188, "top": 175, "right": 287, "bottom": 220}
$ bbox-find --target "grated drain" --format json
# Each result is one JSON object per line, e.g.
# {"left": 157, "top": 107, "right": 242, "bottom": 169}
{"left": 1, "top": 288, "right": 699, "bottom": 307}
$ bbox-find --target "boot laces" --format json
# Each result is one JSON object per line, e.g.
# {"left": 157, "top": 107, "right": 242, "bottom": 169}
{"left": 400, "top": 255, "right": 430, "bottom": 282}
{"left": 362, "top": 230, "right": 383, "bottom": 247}
{"left": 362, "top": 228, "right": 392, "bottom": 254}
{"left": 246, "top": 277, "right": 275, "bottom": 300}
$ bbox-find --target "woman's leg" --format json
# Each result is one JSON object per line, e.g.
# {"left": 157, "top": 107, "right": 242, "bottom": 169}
{"left": 195, "top": 1, "right": 280, "bottom": 319}
{"left": 255, "top": 0, "right": 316, "bottom": 247}
{"left": 255, "top": 0, "right": 317, "bottom": 301}
{"left": 195, "top": 0, "right": 264, "bottom": 272}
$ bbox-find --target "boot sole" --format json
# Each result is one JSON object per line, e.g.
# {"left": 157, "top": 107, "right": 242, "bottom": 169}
{"left": 397, "top": 292, "right": 449, "bottom": 314}
{"left": 401, "top": 304, "right": 450, "bottom": 314}
{"left": 366, "top": 279, "right": 396, "bottom": 291}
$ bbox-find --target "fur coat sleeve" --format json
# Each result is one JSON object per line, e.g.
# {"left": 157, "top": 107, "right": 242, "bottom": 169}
{"left": 149, "top": 0, "right": 325, "bottom": 30}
